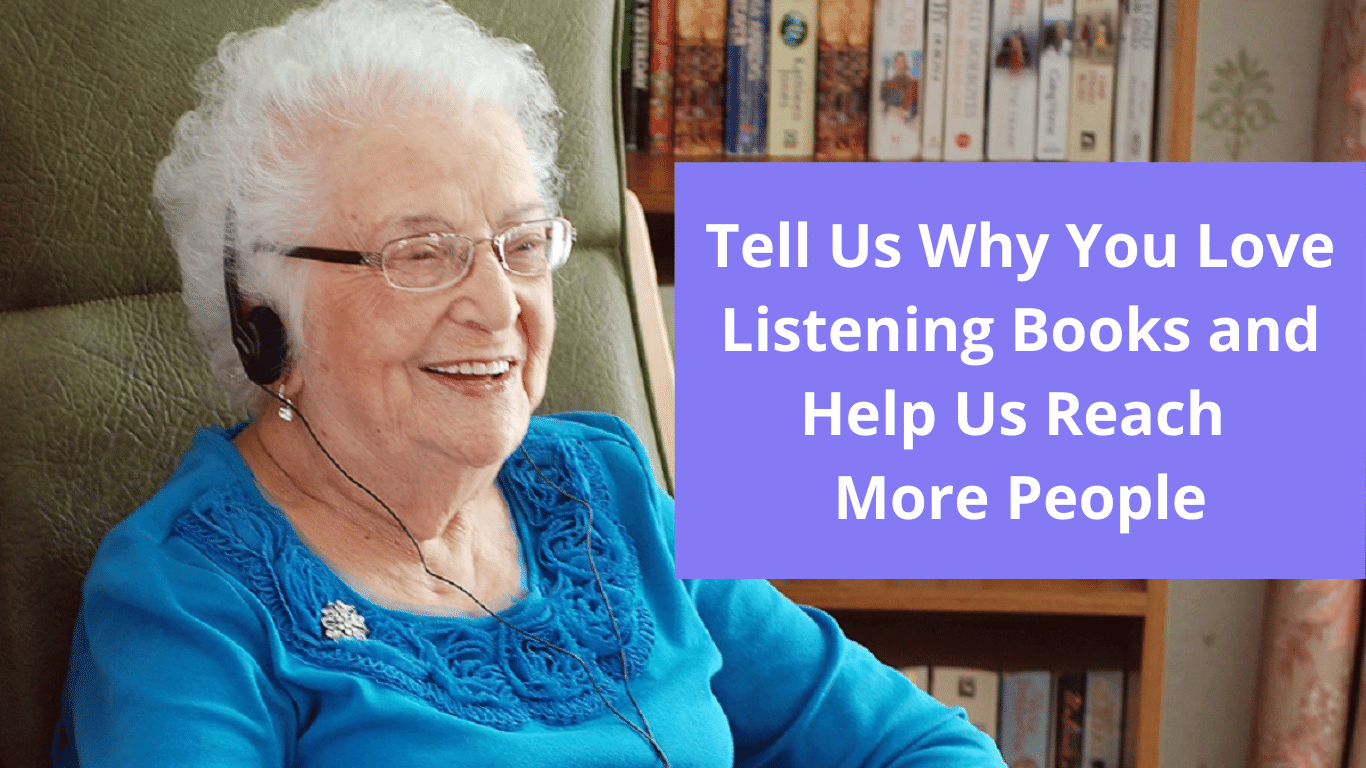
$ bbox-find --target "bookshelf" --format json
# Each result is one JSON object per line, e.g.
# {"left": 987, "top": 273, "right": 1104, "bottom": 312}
{"left": 636, "top": 2, "right": 1196, "bottom": 763}
{"left": 768, "top": 579, "right": 1170, "bottom": 768}
{"left": 624, "top": 0, "right": 1203, "bottom": 216}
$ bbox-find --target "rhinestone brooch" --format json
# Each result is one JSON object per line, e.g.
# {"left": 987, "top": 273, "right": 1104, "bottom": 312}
{"left": 320, "top": 600, "right": 369, "bottom": 641}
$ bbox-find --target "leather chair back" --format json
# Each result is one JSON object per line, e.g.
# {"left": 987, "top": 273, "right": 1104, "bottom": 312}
{"left": 0, "top": 2, "right": 657, "bottom": 764}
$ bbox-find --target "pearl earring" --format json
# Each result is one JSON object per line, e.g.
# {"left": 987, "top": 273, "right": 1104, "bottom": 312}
{"left": 277, "top": 386, "right": 294, "bottom": 422}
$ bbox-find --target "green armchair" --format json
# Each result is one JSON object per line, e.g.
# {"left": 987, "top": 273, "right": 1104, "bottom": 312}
{"left": 0, "top": 1, "right": 672, "bottom": 765}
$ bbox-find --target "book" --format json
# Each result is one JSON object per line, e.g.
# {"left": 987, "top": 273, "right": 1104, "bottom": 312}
{"left": 649, "top": 0, "right": 676, "bottom": 152}
{"left": 1054, "top": 672, "right": 1086, "bottom": 768}
{"left": 1034, "top": 0, "right": 1075, "bottom": 159}
{"left": 869, "top": 0, "right": 926, "bottom": 160}
{"left": 726, "top": 0, "right": 770, "bottom": 155}
{"left": 815, "top": 0, "right": 873, "bottom": 159}
{"left": 986, "top": 0, "right": 1043, "bottom": 160}
{"left": 920, "top": 0, "right": 950, "bottom": 159}
{"left": 898, "top": 665, "right": 930, "bottom": 689}
{"left": 1112, "top": 0, "right": 1158, "bottom": 161}
{"left": 674, "top": 0, "right": 728, "bottom": 155}
{"left": 999, "top": 671, "right": 1052, "bottom": 768}
{"left": 1065, "top": 0, "right": 1119, "bottom": 160}
{"left": 767, "top": 0, "right": 819, "bottom": 156}
{"left": 624, "top": 0, "right": 652, "bottom": 152}
{"left": 1120, "top": 670, "right": 1141, "bottom": 768}
{"left": 1081, "top": 671, "right": 1124, "bottom": 768}
{"left": 941, "top": 0, "right": 991, "bottom": 160}
{"left": 930, "top": 667, "right": 1000, "bottom": 738}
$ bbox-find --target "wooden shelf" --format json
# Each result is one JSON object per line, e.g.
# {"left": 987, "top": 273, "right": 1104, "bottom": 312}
{"left": 769, "top": 579, "right": 1152, "bottom": 616}
{"left": 768, "top": 579, "right": 1170, "bottom": 768}
{"left": 626, "top": 152, "right": 674, "bottom": 215}
{"left": 627, "top": 152, "right": 820, "bottom": 215}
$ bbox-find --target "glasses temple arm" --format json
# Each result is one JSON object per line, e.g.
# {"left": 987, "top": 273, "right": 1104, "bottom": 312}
{"left": 282, "top": 246, "right": 371, "bottom": 265}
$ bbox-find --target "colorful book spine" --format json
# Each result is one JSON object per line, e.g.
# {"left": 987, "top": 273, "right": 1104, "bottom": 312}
{"left": 1081, "top": 671, "right": 1124, "bottom": 768}
{"left": 1034, "top": 0, "right": 1075, "bottom": 159}
{"left": 1054, "top": 672, "right": 1086, "bottom": 768}
{"left": 999, "top": 671, "right": 1052, "bottom": 768}
{"left": 1112, "top": 0, "right": 1158, "bottom": 161}
{"left": 1065, "top": 0, "right": 1120, "bottom": 160}
{"left": 869, "top": 0, "right": 926, "bottom": 160}
{"left": 674, "top": 0, "right": 728, "bottom": 155}
{"left": 625, "top": 0, "right": 652, "bottom": 152}
{"left": 930, "top": 667, "right": 1000, "bottom": 737}
{"left": 986, "top": 0, "right": 1043, "bottom": 160}
{"left": 767, "top": 0, "right": 819, "bottom": 156}
{"left": 815, "top": 0, "right": 873, "bottom": 159}
{"left": 649, "top": 0, "right": 676, "bottom": 153}
{"left": 941, "top": 0, "right": 990, "bottom": 160}
{"left": 920, "top": 0, "right": 950, "bottom": 159}
{"left": 726, "top": 0, "right": 771, "bottom": 154}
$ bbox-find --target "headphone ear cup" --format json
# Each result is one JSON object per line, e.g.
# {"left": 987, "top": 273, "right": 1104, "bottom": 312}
{"left": 235, "top": 305, "right": 289, "bottom": 385}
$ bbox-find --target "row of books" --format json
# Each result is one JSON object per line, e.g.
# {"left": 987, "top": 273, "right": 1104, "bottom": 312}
{"left": 620, "top": 0, "right": 1158, "bottom": 161}
{"left": 901, "top": 666, "right": 1142, "bottom": 768}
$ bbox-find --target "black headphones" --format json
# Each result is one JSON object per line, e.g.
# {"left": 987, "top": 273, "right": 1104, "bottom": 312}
{"left": 223, "top": 209, "right": 289, "bottom": 385}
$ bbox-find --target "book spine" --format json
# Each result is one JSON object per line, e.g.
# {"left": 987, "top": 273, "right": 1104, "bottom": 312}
{"left": 767, "top": 0, "right": 819, "bottom": 156}
{"left": 815, "top": 0, "right": 874, "bottom": 159}
{"left": 726, "top": 0, "right": 771, "bottom": 154}
{"left": 626, "top": 0, "right": 653, "bottom": 152}
{"left": 942, "top": 0, "right": 990, "bottom": 160}
{"left": 921, "top": 0, "right": 950, "bottom": 159}
{"left": 1120, "top": 669, "right": 1141, "bottom": 768}
{"left": 930, "top": 667, "right": 1001, "bottom": 737}
{"left": 1112, "top": 0, "right": 1158, "bottom": 161}
{"left": 869, "top": 0, "right": 925, "bottom": 160}
{"left": 1065, "top": 0, "right": 1120, "bottom": 160}
{"left": 1081, "top": 671, "right": 1124, "bottom": 768}
{"left": 986, "top": 0, "right": 1043, "bottom": 160}
{"left": 999, "top": 671, "right": 1052, "bottom": 768}
{"left": 649, "top": 0, "right": 676, "bottom": 153}
{"left": 1034, "top": 0, "right": 1075, "bottom": 159}
{"left": 1055, "top": 672, "right": 1086, "bottom": 768}
{"left": 674, "top": 0, "right": 728, "bottom": 155}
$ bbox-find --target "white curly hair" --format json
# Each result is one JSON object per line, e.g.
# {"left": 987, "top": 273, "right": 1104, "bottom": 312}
{"left": 154, "top": 0, "right": 563, "bottom": 409}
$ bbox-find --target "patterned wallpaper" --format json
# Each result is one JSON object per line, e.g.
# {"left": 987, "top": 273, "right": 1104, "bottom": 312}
{"left": 1188, "top": 0, "right": 1331, "bottom": 160}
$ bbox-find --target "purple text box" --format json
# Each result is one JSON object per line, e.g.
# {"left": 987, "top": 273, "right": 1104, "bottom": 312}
{"left": 674, "top": 163, "right": 1364, "bottom": 578}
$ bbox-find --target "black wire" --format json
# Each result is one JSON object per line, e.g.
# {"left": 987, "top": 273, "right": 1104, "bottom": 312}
{"left": 518, "top": 446, "right": 665, "bottom": 759}
{"left": 260, "top": 386, "right": 672, "bottom": 768}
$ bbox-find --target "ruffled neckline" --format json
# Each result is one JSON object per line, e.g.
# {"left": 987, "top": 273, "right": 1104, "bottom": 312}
{"left": 174, "top": 424, "right": 655, "bottom": 730}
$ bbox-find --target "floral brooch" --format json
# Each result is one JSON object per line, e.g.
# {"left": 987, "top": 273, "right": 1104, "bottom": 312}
{"left": 320, "top": 600, "right": 369, "bottom": 641}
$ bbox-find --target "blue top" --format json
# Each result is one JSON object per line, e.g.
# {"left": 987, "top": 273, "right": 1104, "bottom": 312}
{"left": 55, "top": 412, "right": 1005, "bottom": 767}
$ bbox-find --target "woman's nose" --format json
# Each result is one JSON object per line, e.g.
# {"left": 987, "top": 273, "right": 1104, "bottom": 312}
{"left": 445, "top": 243, "right": 518, "bottom": 331}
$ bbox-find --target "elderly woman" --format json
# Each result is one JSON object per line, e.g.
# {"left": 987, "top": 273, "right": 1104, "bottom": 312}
{"left": 53, "top": 1, "right": 1006, "bottom": 766}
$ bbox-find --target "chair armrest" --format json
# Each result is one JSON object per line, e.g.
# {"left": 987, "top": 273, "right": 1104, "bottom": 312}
{"left": 623, "top": 190, "right": 674, "bottom": 486}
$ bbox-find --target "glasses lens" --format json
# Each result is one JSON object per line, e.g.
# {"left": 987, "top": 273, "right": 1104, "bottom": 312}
{"left": 499, "top": 222, "right": 558, "bottom": 276}
{"left": 383, "top": 235, "right": 472, "bottom": 290}
{"left": 545, "top": 219, "right": 572, "bottom": 270}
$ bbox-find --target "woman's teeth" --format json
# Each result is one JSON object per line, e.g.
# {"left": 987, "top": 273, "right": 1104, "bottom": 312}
{"left": 427, "top": 360, "right": 511, "bottom": 376}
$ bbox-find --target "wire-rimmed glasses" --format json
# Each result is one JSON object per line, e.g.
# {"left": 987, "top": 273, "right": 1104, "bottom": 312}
{"left": 279, "top": 217, "right": 575, "bottom": 292}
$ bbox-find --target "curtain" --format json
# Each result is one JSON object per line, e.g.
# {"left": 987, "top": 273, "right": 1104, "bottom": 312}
{"left": 1315, "top": 0, "right": 1366, "bottom": 159}
{"left": 1247, "top": 580, "right": 1365, "bottom": 768}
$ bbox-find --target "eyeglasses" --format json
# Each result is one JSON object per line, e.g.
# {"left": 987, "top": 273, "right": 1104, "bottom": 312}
{"left": 279, "top": 217, "right": 575, "bottom": 292}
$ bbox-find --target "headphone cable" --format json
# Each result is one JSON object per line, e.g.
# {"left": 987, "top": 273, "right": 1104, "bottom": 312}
{"left": 258, "top": 386, "right": 672, "bottom": 768}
